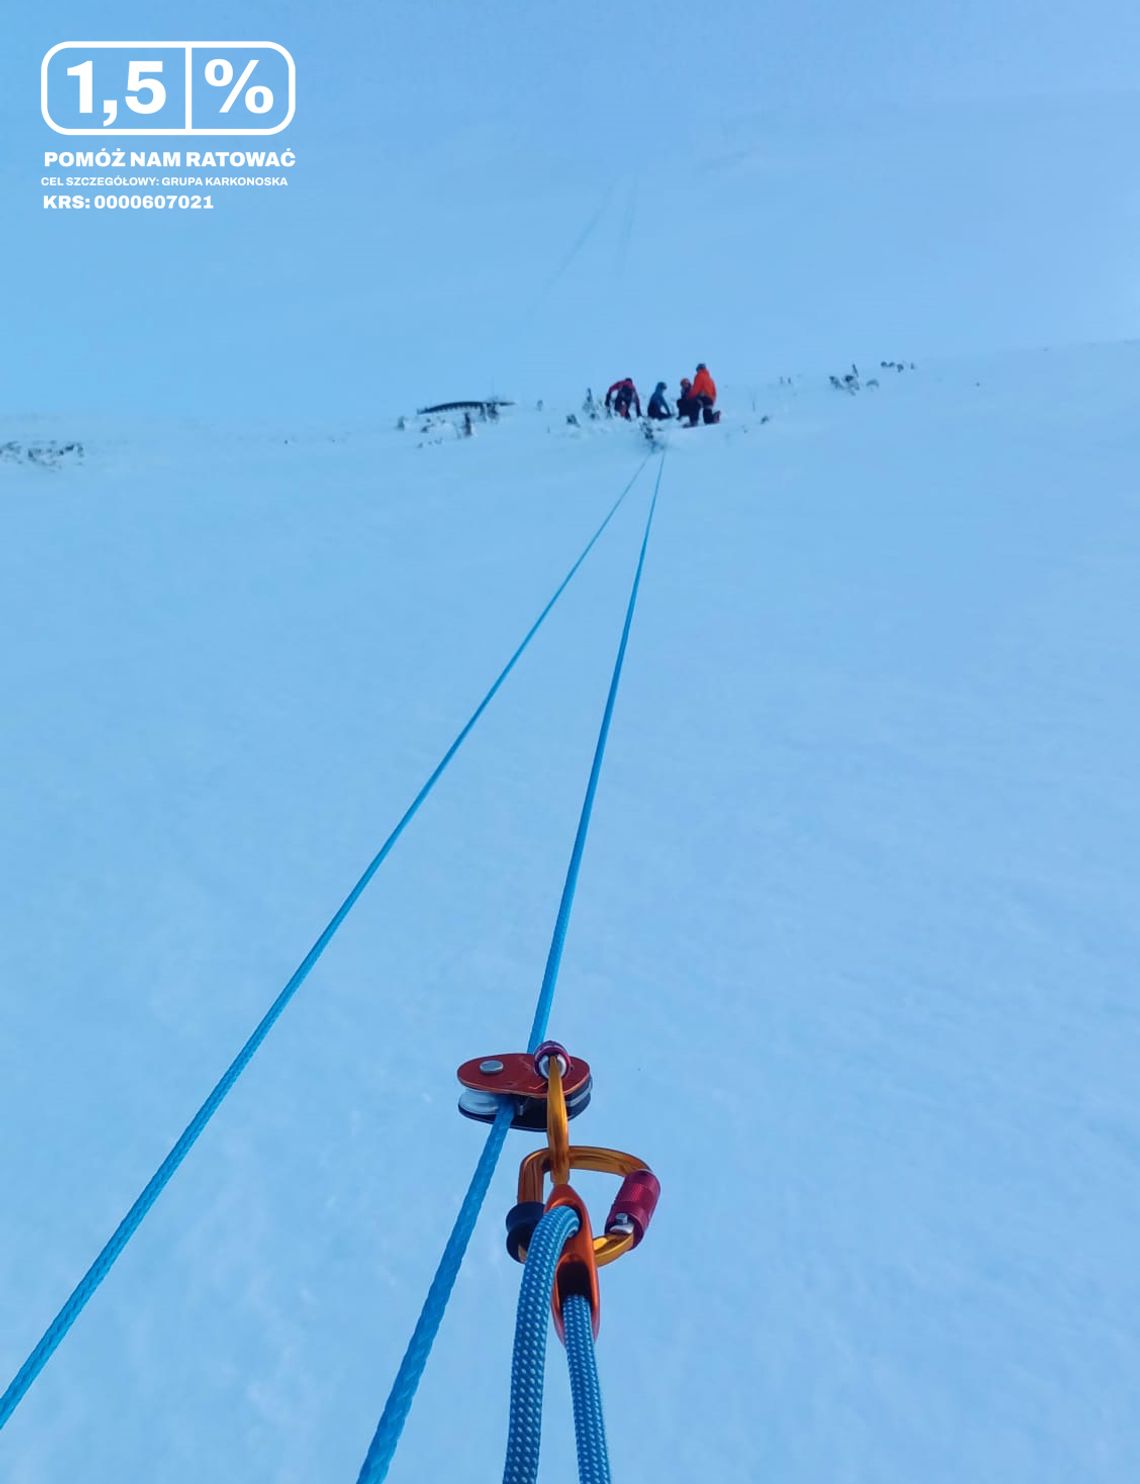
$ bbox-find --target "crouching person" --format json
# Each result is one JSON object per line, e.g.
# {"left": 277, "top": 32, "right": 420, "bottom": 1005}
{"left": 676, "top": 376, "right": 699, "bottom": 425}
{"left": 605, "top": 377, "right": 641, "bottom": 419}
{"left": 691, "top": 363, "right": 719, "bottom": 424}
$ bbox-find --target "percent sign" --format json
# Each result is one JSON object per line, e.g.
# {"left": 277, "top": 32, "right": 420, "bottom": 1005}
{"left": 204, "top": 57, "right": 274, "bottom": 114}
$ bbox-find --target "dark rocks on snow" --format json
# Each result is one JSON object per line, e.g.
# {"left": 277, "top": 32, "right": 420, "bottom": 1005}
{"left": 1, "top": 440, "right": 85, "bottom": 469}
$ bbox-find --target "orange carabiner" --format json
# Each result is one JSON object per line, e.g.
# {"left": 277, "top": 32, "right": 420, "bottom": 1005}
{"left": 545, "top": 1183, "right": 601, "bottom": 1341}
{"left": 515, "top": 1146, "right": 657, "bottom": 1267}
{"left": 494, "top": 1043, "right": 661, "bottom": 1329}
{"left": 545, "top": 1053, "right": 570, "bottom": 1187}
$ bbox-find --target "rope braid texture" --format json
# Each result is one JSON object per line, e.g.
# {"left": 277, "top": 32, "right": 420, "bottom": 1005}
{"left": 564, "top": 1294, "right": 612, "bottom": 1484}
{"left": 503, "top": 1205, "right": 581, "bottom": 1483}
{"left": 503, "top": 1207, "right": 612, "bottom": 1484}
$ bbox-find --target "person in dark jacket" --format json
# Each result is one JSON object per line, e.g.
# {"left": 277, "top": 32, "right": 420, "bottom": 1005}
{"left": 605, "top": 377, "right": 641, "bottom": 419}
{"left": 676, "top": 375, "right": 700, "bottom": 426}
{"left": 647, "top": 381, "right": 671, "bottom": 420}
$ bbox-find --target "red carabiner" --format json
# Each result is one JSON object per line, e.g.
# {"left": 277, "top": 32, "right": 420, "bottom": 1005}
{"left": 545, "top": 1184, "right": 601, "bottom": 1342}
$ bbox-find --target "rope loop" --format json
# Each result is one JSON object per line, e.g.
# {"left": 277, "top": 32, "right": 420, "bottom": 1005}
{"left": 503, "top": 1205, "right": 613, "bottom": 1484}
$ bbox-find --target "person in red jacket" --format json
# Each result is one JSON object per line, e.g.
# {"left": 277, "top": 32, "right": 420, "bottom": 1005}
{"left": 690, "top": 363, "right": 718, "bottom": 424}
{"left": 605, "top": 377, "right": 641, "bottom": 419}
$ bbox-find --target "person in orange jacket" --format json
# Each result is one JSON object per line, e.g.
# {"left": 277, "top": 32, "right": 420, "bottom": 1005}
{"left": 690, "top": 363, "right": 718, "bottom": 424}
{"left": 677, "top": 364, "right": 718, "bottom": 426}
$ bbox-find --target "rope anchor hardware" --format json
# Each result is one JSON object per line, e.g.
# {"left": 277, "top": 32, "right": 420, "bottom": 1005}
{"left": 508, "top": 1146, "right": 661, "bottom": 1304}
{"left": 501, "top": 1032, "right": 663, "bottom": 1481}
{"left": 457, "top": 1040, "right": 592, "bottom": 1130}
{"left": 494, "top": 1040, "right": 661, "bottom": 1343}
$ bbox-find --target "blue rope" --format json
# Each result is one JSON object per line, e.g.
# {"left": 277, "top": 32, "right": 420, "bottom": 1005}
{"left": 355, "top": 452, "right": 665, "bottom": 1482}
{"left": 502, "top": 1205, "right": 580, "bottom": 1484}
{"left": 0, "top": 456, "right": 651, "bottom": 1434}
{"left": 527, "top": 451, "right": 665, "bottom": 1051}
{"left": 563, "top": 1295, "right": 611, "bottom": 1484}
{"left": 502, "top": 1215, "right": 611, "bottom": 1484}
{"left": 353, "top": 1100, "right": 513, "bottom": 1481}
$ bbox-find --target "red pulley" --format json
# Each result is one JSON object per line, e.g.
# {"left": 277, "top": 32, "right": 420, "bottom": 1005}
{"left": 456, "top": 1048, "right": 592, "bottom": 1130}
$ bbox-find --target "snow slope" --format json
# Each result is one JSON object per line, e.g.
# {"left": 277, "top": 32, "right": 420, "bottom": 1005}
{"left": 8, "top": 5, "right": 1140, "bottom": 420}
{"left": 2, "top": 347, "right": 1139, "bottom": 1482}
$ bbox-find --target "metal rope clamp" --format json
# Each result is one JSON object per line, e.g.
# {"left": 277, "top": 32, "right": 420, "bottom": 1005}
{"left": 458, "top": 1040, "right": 661, "bottom": 1340}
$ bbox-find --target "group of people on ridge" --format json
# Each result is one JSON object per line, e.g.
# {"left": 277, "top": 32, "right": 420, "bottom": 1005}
{"left": 604, "top": 364, "right": 718, "bottom": 427}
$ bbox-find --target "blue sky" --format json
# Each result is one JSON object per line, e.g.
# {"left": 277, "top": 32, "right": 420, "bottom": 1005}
{"left": 3, "top": 1, "right": 1139, "bottom": 417}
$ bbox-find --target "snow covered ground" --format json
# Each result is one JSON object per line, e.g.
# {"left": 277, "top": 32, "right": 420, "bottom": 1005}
{"left": 2, "top": 346, "right": 1139, "bottom": 1481}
